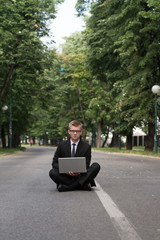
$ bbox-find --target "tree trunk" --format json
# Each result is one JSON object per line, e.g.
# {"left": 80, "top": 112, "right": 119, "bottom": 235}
{"left": 69, "top": 97, "right": 76, "bottom": 119}
{"left": 91, "top": 124, "right": 96, "bottom": 147}
{"left": 102, "top": 127, "right": 109, "bottom": 147}
{"left": 77, "top": 87, "right": 88, "bottom": 142}
{"left": 50, "top": 139, "right": 57, "bottom": 146}
{"left": 96, "top": 121, "right": 102, "bottom": 148}
{"left": 145, "top": 122, "right": 154, "bottom": 151}
{"left": 0, "top": 64, "right": 15, "bottom": 102}
{"left": 43, "top": 134, "right": 47, "bottom": 145}
{"left": 77, "top": 88, "right": 86, "bottom": 126}
{"left": 102, "top": 133, "right": 108, "bottom": 147}
{"left": 1, "top": 125, "right": 6, "bottom": 148}
{"left": 12, "top": 132, "right": 20, "bottom": 148}
{"left": 33, "top": 136, "right": 35, "bottom": 145}
{"left": 126, "top": 133, "right": 132, "bottom": 150}
{"left": 110, "top": 132, "right": 118, "bottom": 147}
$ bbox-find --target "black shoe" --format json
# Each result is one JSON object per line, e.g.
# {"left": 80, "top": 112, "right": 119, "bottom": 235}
{"left": 58, "top": 182, "right": 80, "bottom": 192}
{"left": 58, "top": 184, "right": 70, "bottom": 192}
{"left": 78, "top": 184, "right": 92, "bottom": 191}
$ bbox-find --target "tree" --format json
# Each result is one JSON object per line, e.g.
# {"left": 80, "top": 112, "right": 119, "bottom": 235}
{"left": 114, "top": 0, "right": 160, "bottom": 151}
{"left": 76, "top": 0, "right": 160, "bottom": 151}
{"left": 81, "top": 0, "right": 128, "bottom": 147}
{"left": 27, "top": 32, "right": 95, "bottom": 143}
{"left": 0, "top": 0, "right": 63, "bottom": 147}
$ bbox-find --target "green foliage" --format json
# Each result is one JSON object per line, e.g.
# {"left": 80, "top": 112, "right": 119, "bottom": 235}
{"left": 26, "top": 32, "right": 95, "bottom": 141}
{"left": 29, "top": 0, "right": 159, "bottom": 146}
{"left": 140, "top": 0, "right": 160, "bottom": 20}
{"left": 114, "top": 0, "right": 160, "bottom": 126}
{"left": 75, "top": 0, "right": 91, "bottom": 16}
{"left": 75, "top": 0, "right": 160, "bottom": 150}
{"left": 0, "top": 0, "right": 63, "bottom": 147}
{"left": 1, "top": 0, "right": 159, "bottom": 150}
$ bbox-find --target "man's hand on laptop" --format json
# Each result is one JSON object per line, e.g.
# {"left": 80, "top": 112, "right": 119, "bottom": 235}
{"left": 67, "top": 172, "right": 80, "bottom": 176}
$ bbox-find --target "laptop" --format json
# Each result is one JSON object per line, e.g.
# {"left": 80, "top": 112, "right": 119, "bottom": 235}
{"left": 58, "top": 157, "right": 87, "bottom": 174}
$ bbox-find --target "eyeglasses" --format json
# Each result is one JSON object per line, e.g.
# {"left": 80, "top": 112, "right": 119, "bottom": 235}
{"left": 69, "top": 130, "right": 81, "bottom": 133}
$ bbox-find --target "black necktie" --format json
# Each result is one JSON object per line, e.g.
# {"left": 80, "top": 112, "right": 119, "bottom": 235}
{"left": 71, "top": 143, "right": 76, "bottom": 157}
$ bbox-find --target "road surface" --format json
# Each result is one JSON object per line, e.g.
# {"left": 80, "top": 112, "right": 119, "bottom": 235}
{"left": 0, "top": 147, "right": 160, "bottom": 240}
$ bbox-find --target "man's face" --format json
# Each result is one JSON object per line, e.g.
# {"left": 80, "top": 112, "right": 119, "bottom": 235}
{"left": 68, "top": 125, "right": 82, "bottom": 142}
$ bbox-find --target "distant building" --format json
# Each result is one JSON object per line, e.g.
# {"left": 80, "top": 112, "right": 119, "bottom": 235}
{"left": 132, "top": 128, "right": 146, "bottom": 146}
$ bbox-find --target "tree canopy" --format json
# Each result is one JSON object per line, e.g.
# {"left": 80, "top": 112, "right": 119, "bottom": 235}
{"left": 74, "top": 0, "right": 160, "bottom": 150}
{"left": 1, "top": 0, "right": 160, "bottom": 151}
{"left": 0, "top": 0, "right": 63, "bottom": 147}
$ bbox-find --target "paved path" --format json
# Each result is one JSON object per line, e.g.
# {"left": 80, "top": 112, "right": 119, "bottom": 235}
{"left": 0, "top": 147, "right": 160, "bottom": 240}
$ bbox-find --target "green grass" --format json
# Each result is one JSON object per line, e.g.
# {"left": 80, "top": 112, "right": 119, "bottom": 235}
{"left": 0, "top": 147, "right": 26, "bottom": 155}
{"left": 93, "top": 146, "right": 160, "bottom": 157}
{"left": 1, "top": 145, "right": 160, "bottom": 158}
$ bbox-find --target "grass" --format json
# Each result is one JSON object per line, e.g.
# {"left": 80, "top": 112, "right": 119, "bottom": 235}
{"left": 1, "top": 145, "right": 160, "bottom": 158}
{"left": 0, "top": 147, "right": 26, "bottom": 155}
{"left": 93, "top": 146, "right": 160, "bottom": 157}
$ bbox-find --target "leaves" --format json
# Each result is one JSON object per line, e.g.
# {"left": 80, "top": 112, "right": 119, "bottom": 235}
{"left": 0, "top": 0, "right": 63, "bottom": 146}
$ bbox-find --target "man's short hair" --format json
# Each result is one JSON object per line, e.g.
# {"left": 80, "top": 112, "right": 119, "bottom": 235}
{"left": 69, "top": 120, "right": 83, "bottom": 130}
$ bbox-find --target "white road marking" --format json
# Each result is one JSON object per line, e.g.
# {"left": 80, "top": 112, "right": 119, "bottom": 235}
{"left": 95, "top": 181, "right": 142, "bottom": 240}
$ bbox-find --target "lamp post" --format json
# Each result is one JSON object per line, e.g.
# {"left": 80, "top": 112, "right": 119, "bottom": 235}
{"left": 116, "top": 120, "right": 121, "bottom": 150}
{"left": 2, "top": 105, "right": 8, "bottom": 148}
{"left": 152, "top": 85, "right": 160, "bottom": 153}
{"left": 2, "top": 100, "right": 12, "bottom": 149}
{"left": 118, "top": 109, "right": 121, "bottom": 150}
{"left": 9, "top": 80, "right": 13, "bottom": 148}
{"left": 91, "top": 120, "right": 96, "bottom": 147}
{"left": 118, "top": 134, "right": 121, "bottom": 150}
{"left": 46, "top": 131, "right": 48, "bottom": 145}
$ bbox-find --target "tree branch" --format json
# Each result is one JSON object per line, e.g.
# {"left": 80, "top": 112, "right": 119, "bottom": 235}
{"left": 0, "top": 64, "right": 15, "bottom": 102}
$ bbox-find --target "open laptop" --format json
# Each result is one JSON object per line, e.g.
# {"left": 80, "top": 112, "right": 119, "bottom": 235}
{"left": 58, "top": 157, "right": 87, "bottom": 174}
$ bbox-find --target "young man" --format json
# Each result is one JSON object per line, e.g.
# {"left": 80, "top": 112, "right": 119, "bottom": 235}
{"left": 49, "top": 120, "right": 100, "bottom": 192}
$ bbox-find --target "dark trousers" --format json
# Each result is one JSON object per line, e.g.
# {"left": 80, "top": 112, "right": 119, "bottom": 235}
{"left": 49, "top": 162, "right": 100, "bottom": 187}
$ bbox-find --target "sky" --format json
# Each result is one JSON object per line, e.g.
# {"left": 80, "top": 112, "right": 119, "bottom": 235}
{"left": 43, "top": 0, "right": 86, "bottom": 49}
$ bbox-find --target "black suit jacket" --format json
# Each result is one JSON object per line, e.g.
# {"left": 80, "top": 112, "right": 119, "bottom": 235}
{"left": 52, "top": 139, "right": 91, "bottom": 170}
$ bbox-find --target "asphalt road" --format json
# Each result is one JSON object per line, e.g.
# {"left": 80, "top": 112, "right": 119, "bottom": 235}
{"left": 0, "top": 147, "right": 160, "bottom": 240}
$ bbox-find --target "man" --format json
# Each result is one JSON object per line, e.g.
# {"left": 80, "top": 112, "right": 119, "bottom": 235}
{"left": 49, "top": 120, "right": 100, "bottom": 192}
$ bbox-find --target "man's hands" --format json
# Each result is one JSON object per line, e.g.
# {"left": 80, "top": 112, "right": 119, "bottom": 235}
{"left": 67, "top": 172, "right": 80, "bottom": 176}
